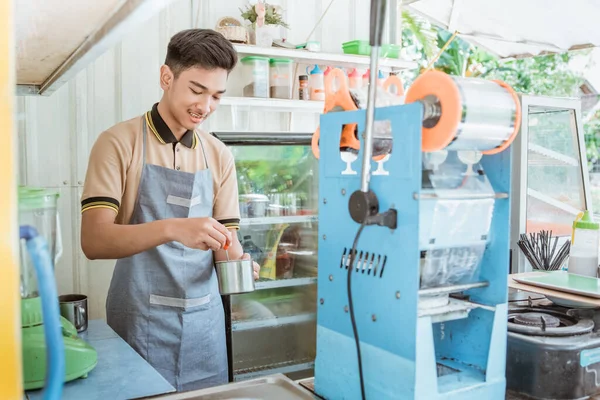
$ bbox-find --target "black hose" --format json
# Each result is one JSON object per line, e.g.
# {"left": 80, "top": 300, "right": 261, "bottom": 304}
{"left": 347, "top": 223, "right": 367, "bottom": 400}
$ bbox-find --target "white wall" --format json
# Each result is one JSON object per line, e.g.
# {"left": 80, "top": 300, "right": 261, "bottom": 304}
{"left": 17, "top": 0, "right": 397, "bottom": 320}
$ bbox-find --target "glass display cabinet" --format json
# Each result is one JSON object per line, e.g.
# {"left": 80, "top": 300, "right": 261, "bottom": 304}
{"left": 510, "top": 95, "right": 592, "bottom": 273}
{"left": 215, "top": 131, "right": 318, "bottom": 382}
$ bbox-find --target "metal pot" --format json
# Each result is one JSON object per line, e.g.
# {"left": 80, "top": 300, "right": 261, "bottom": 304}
{"left": 215, "top": 259, "right": 255, "bottom": 295}
{"left": 239, "top": 194, "right": 270, "bottom": 218}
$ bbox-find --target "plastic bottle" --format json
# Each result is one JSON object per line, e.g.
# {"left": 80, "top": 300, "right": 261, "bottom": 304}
{"left": 568, "top": 210, "right": 600, "bottom": 277}
{"left": 242, "top": 235, "right": 264, "bottom": 265}
{"left": 298, "top": 75, "right": 309, "bottom": 100}
{"left": 377, "top": 70, "right": 385, "bottom": 86}
{"left": 348, "top": 68, "right": 362, "bottom": 89}
{"left": 362, "top": 69, "right": 370, "bottom": 87}
{"left": 307, "top": 65, "right": 325, "bottom": 101}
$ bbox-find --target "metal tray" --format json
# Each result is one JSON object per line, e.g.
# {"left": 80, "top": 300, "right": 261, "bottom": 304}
{"left": 513, "top": 271, "right": 600, "bottom": 298}
{"left": 150, "top": 373, "right": 318, "bottom": 400}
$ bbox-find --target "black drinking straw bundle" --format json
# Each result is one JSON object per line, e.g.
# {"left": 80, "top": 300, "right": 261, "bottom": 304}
{"left": 517, "top": 230, "right": 570, "bottom": 271}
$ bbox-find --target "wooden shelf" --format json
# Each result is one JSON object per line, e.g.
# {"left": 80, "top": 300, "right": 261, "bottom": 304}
{"left": 234, "top": 44, "right": 418, "bottom": 72}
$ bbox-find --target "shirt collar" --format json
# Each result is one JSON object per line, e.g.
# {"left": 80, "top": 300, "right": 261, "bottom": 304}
{"left": 147, "top": 103, "right": 197, "bottom": 149}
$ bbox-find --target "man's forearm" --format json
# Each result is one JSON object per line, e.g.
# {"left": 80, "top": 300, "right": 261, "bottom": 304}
{"left": 82, "top": 219, "right": 175, "bottom": 260}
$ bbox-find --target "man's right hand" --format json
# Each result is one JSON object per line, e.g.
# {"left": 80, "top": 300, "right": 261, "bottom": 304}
{"left": 172, "top": 217, "right": 232, "bottom": 251}
{"left": 81, "top": 209, "right": 233, "bottom": 260}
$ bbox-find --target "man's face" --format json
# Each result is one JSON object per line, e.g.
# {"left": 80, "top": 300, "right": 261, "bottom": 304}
{"left": 160, "top": 65, "right": 228, "bottom": 131}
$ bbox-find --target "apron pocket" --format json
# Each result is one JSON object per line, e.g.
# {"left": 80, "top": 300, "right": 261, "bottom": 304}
{"left": 137, "top": 190, "right": 167, "bottom": 221}
{"left": 187, "top": 195, "right": 212, "bottom": 219}
{"left": 147, "top": 304, "right": 183, "bottom": 373}
{"left": 147, "top": 294, "right": 227, "bottom": 388}
{"left": 165, "top": 194, "right": 201, "bottom": 220}
{"left": 149, "top": 294, "right": 212, "bottom": 310}
{"left": 166, "top": 195, "right": 202, "bottom": 208}
{"left": 179, "top": 299, "right": 228, "bottom": 388}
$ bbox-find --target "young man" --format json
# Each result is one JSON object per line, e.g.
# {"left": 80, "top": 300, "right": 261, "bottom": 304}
{"left": 80, "top": 29, "right": 259, "bottom": 392}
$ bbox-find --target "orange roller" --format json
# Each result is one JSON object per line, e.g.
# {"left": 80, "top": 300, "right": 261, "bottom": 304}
{"left": 482, "top": 80, "right": 521, "bottom": 155}
{"left": 405, "top": 70, "right": 521, "bottom": 153}
{"left": 405, "top": 70, "right": 461, "bottom": 152}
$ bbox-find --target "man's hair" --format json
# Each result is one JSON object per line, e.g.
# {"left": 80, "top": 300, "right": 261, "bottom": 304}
{"left": 165, "top": 29, "right": 238, "bottom": 77}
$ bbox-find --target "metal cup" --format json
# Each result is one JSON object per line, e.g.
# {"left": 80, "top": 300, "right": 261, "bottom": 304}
{"left": 215, "top": 259, "right": 255, "bottom": 295}
{"left": 58, "top": 294, "right": 88, "bottom": 333}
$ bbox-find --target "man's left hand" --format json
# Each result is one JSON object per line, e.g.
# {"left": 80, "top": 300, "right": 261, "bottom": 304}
{"left": 241, "top": 253, "right": 260, "bottom": 280}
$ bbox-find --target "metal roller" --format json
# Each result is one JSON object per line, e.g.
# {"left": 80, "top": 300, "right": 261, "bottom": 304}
{"left": 405, "top": 70, "right": 522, "bottom": 154}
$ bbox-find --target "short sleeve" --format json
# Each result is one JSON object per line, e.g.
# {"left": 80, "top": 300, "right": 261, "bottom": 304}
{"left": 213, "top": 149, "right": 240, "bottom": 230}
{"left": 81, "top": 130, "right": 130, "bottom": 216}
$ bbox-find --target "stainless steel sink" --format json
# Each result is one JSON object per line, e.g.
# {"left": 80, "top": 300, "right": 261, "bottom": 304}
{"left": 150, "top": 374, "right": 318, "bottom": 400}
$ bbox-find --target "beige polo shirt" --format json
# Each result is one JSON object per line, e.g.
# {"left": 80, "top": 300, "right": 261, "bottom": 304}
{"left": 81, "top": 103, "right": 240, "bottom": 229}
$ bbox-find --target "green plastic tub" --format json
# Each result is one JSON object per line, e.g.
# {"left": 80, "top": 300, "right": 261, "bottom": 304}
{"left": 342, "top": 40, "right": 400, "bottom": 59}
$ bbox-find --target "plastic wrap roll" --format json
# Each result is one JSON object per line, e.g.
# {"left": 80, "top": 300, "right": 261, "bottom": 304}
{"left": 405, "top": 70, "right": 521, "bottom": 154}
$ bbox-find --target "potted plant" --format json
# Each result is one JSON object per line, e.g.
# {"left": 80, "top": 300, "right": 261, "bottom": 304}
{"left": 240, "top": 1, "right": 289, "bottom": 47}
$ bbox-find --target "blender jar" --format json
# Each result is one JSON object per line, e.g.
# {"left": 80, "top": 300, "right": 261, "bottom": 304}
{"left": 241, "top": 56, "right": 270, "bottom": 98}
{"left": 18, "top": 186, "right": 62, "bottom": 298}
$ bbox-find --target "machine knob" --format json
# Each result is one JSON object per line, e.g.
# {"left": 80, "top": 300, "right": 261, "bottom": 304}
{"left": 348, "top": 190, "right": 379, "bottom": 224}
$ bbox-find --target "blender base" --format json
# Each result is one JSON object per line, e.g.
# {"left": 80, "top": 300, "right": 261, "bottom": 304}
{"left": 21, "top": 297, "right": 98, "bottom": 390}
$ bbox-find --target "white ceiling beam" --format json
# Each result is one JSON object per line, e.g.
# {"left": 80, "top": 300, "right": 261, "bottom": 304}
{"left": 32, "top": 0, "right": 174, "bottom": 96}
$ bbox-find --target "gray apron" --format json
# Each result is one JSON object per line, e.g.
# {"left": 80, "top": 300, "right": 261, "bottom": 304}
{"left": 106, "top": 117, "right": 228, "bottom": 392}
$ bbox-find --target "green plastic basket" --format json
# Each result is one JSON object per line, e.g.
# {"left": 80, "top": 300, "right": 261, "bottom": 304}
{"left": 342, "top": 40, "right": 400, "bottom": 59}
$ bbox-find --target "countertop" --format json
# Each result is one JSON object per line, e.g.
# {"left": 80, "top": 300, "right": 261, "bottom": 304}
{"left": 299, "top": 378, "right": 600, "bottom": 399}
{"left": 25, "top": 319, "right": 175, "bottom": 400}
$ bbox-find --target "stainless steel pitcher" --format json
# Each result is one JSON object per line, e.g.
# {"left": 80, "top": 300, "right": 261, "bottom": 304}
{"left": 58, "top": 294, "right": 88, "bottom": 333}
{"left": 215, "top": 259, "right": 255, "bottom": 295}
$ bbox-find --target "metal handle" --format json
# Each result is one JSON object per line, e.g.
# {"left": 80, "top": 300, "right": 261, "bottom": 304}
{"left": 76, "top": 304, "right": 86, "bottom": 328}
{"left": 360, "top": 0, "right": 387, "bottom": 193}
{"left": 369, "top": 0, "right": 387, "bottom": 46}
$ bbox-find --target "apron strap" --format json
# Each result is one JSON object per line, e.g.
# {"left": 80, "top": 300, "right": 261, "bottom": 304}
{"left": 142, "top": 115, "right": 148, "bottom": 166}
{"left": 196, "top": 132, "right": 209, "bottom": 169}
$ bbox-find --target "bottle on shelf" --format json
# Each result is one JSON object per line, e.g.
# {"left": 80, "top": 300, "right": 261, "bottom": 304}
{"left": 298, "top": 75, "right": 309, "bottom": 100}
{"left": 348, "top": 68, "right": 362, "bottom": 89}
{"left": 307, "top": 65, "right": 325, "bottom": 101}
{"left": 362, "top": 69, "right": 370, "bottom": 87}
{"left": 242, "top": 235, "right": 264, "bottom": 266}
{"left": 378, "top": 70, "right": 386, "bottom": 86}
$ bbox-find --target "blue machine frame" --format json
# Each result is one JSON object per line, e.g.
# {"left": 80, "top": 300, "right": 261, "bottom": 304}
{"left": 314, "top": 103, "right": 510, "bottom": 399}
